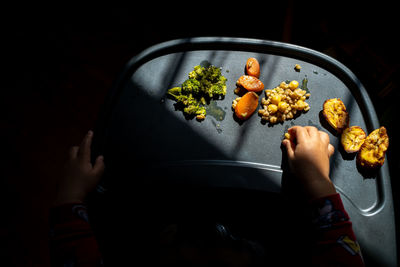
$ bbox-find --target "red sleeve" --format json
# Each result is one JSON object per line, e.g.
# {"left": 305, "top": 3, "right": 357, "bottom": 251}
{"left": 309, "top": 193, "right": 364, "bottom": 266}
{"left": 49, "top": 203, "right": 103, "bottom": 266}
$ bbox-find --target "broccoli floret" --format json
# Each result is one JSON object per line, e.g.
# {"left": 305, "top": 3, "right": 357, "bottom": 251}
{"left": 206, "top": 66, "right": 222, "bottom": 82}
{"left": 184, "top": 104, "right": 205, "bottom": 116}
{"left": 174, "top": 94, "right": 196, "bottom": 106}
{"left": 167, "top": 64, "right": 227, "bottom": 120}
{"left": 188, "top": 65, "right": 204, "bottom": 79}
{"left": 210, "top": 83, "right": 226, "bottom": 96}
{"left": 196, "top": 106, "right": 206, "bottom": 116}
{"left": 182, "top": 78, "right": 201, "bottom": 95}
{"left": 167, "top": 87, "right": 182, "bottom": 99}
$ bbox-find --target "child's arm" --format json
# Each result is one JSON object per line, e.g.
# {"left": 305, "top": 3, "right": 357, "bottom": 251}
{"left": 50, "top": 131, "right": 104, "bottom": 266}
{"left": 282, "top": 126, "right": 364, "bottom": 266}
{"left": 49, "top": 202, "right": 103, "bottom": 266}
{"left": 309, "top": 193, "right": 364, "bottom": 266}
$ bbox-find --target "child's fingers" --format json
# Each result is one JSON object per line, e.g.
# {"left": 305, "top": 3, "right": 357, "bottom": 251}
{"left": 305, "top": 126, "right": 319, "bottom": 138}
{"left": 318, "top": 130, "right": 334, "bottom": 157}
{"left": 328, "top": 144, "right": 335, "bottom": 158}
{"left": 69, "top": 146, "right": 79, "bottom": 159}
{"left": 282, "top": 139, "right": 295, "bottom": 159}
{"left": 288, "top": 126, "right": 308, "bottom": 144}
{"left": 92, "top": 155, "right": 105, "bottom": 177}
{"left": 78, "top": 130, "right": 93, "bottom": 163}
{"left": 318, "top": 130, "right": 330, "bottom": 145}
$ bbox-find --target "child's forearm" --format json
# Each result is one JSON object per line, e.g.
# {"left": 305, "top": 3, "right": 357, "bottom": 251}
{"left": 49, "top": 203, "right": 103, "bottom": 266}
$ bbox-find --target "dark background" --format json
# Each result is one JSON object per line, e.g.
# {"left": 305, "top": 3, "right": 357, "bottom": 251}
{"left": 2, "top": 3, "right": 399, "bottom": 265}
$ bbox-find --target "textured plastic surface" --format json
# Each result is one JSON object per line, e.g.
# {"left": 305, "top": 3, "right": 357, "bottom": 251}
{"left": 92, "top": 38, "right": 396, "bottom": 266}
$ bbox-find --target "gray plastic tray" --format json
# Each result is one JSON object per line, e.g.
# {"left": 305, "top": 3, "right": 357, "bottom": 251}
{"left": 93, "top": 37, "right": 396, "bottom": 266}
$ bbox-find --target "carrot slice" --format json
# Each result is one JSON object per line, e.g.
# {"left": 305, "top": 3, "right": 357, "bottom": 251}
{"left": 237, "top": 75, "right": 264, "bottom": 92}
{"left": 246, "top": 58, "right": 260, "bottom": 78}
{"left": 235, "top": 92, "right": 259, "bottom": 120}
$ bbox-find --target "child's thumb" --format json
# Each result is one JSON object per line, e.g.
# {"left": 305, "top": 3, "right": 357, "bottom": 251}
{"left": 282, "top": 139, "right": 295, "bottom": 159}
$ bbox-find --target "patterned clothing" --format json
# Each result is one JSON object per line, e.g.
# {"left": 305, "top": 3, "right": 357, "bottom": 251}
{"left": 310, "top": 193, "right": 364, "bottom": 266}
{"left": 49, "top": 193, "right": 364, "bottom": 266}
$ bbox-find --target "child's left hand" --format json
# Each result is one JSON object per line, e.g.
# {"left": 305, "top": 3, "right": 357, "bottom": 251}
{"left": 54, "top": 131, "right": 105, "bottom": 205}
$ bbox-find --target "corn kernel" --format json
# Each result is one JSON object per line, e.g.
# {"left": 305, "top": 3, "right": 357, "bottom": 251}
{"left": 278, "top": 101, "right": 289, "bottom": 112}
{"left": 289, "top": 80, "right": 299, "bottom": 90}
{"left": 269, "top": 116, "right": 277, "bottom": 123}
{"left": 196, "top": 114, "right": 205, "bottom": 120}
{"left": 296, "top": 100, "right": 305, "bottom": 110}
{"left": 261, "top": 98, "right": 268, "bottom": 105}
{"left": 258, "top": 80, "right": 310, "bottom": 124}
{"left": 280, "top": 82, "right": 289, "bottom": 89}
{"left": 268, "top": 104, "right": 278, "bottom": 114}
{"left": 270, "top": 94, "right": 281, "bottom": 105}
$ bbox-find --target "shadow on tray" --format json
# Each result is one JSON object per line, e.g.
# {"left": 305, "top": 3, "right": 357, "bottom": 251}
{"left": 87, "top": 159, "right": 314, "bottom": 265}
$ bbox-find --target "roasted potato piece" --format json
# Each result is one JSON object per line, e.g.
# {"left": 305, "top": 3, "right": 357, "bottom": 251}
{"left": 322, "top": 98, "right": 349, "bottom": 133}
{"left": 341, "top": 126, "right": 366, "bottom": 153}
{"left": 357, "top": 127, "right": 389, "bottom": 170}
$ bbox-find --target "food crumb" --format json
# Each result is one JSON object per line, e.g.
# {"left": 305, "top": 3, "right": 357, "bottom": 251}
{"left": 294, "top": 64, "right": 301, "bottom": 72}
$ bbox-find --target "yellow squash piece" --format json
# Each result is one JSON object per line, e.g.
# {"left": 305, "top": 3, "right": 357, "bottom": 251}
{"left": 322, "top": 98, "right": 349, "bottom": 133}
{"left": 341, "top": 126, "right": 367, "bottom": 153}
{"left": 357, "top": 127, "right": 389, "bottom": 170}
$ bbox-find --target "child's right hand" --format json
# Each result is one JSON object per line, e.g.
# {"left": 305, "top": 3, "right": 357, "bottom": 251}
{"left": 282, "top": 126, "right": 337, "bottom": 199}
